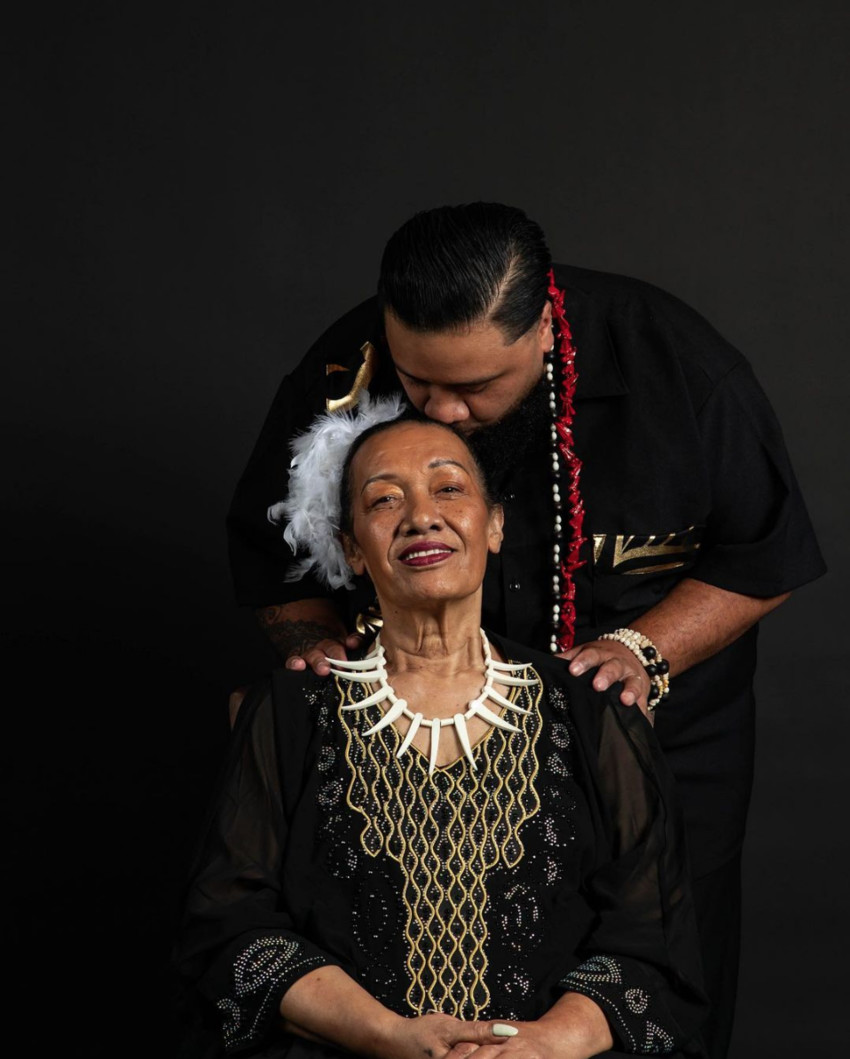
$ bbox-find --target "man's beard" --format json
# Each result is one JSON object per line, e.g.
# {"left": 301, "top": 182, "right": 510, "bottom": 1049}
{"left": 467, "top": 377, "right": 550, "bottom": 496}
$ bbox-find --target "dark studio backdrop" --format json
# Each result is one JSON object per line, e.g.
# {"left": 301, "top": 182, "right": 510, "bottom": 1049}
{"left": 7, "top": 2, "right": 848, "bottom": 1055}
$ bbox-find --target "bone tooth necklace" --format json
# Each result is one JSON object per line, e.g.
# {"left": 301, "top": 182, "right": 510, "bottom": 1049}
{"left": 327, "top": 628, "right": 539, "bottom": 774}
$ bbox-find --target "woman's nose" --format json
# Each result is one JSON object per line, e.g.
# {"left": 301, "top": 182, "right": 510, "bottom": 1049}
{"left": 423, "top": 388, "right": 470, "bottom": 425}
{"left": 401, "top": 493, "right": 444, "bottom": 533}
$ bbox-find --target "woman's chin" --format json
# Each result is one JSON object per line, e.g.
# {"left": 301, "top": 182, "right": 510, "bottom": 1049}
{"left": 377, "top": 576, "right": 482, "bottom": 614}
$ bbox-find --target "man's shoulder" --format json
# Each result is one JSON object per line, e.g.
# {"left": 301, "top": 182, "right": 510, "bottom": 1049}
{"left": 294, "top": 294, "right": 400, "bottom": 399}
{"left": 554, "top": 263, "right": 747, "bottom": 385}
{"left": 302, "top": 295, "right": 381, "bottom": 363}
{"left": 555, "top": 262, "right": 706, "bottom": 316}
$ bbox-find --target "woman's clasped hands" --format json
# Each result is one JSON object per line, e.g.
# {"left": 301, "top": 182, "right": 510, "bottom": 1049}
{"left": 376, "top": 993, "right": 614, "bottom": 1059}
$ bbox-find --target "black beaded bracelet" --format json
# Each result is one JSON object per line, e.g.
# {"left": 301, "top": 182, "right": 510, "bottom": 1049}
{"left": 599, "top": 628, "right": 670, "bottom": 711}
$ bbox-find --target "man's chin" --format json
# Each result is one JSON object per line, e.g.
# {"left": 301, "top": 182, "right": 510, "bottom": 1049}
{"left": 466, "top": 379, "right": 549, "bottom": 487}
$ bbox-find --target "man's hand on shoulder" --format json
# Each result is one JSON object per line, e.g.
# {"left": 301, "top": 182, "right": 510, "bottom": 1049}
{"left": 560, "top": 578, "right": 793, "bottom": 724}
{"left": 256, "top": 598, "right": 363, "bottom": 675}
{"left": 561, "top": 640, "right": 653, "bottom": 720}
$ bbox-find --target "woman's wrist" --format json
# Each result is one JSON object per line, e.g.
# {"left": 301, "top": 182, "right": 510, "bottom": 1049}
{"left": 362, "top": 1007, "right": 407, "bottom": 1059}
{"left": 280, "top": 966, "right": 404, "bottom": 1058}
{"left": 537, "top": 991, "right": 614, "bottom": 1057}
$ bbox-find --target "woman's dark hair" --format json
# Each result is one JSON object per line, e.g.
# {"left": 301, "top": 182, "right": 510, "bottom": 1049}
{"left": 339, "top": 411, "right": 494, "bottom": 535}
{"left": 377, "top": 202, "right": 552, "bottom": 343}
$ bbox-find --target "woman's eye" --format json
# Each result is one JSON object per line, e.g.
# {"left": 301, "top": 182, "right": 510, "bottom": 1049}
{"left": 369, "top": 494, "right": 397, "bottom": 508}
{"left": 438, "top": 484, "right": 462, "bottom": 495}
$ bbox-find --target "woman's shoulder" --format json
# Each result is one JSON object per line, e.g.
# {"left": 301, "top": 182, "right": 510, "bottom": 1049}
{"left": 486, "top": 631, "right": 610, "bottom": 696}
{"left": 230, "top": 668, "right": 339, "bottom": 738}
{"left": 486, "top": 630, "right": 636, "bottom": 733}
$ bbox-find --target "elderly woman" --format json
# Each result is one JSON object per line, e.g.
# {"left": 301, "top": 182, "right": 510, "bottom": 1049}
{"left": 177, "top": 406, "right": 706, "bottom": 1059}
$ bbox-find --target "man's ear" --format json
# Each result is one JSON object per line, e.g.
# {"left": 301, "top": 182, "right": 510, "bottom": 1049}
{"left": 488, "top": 504, "right": 505, "bottom": 554}
{"left": 341, "top": 532, "right": 366, "bottom": 576}
{"left": 537, "top": 301, "right": 554, "bottom": 352}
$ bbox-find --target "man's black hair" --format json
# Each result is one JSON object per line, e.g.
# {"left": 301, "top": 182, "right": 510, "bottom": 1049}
{"left": 339, "top": 411, "right": 494, "bottom": 536}
{"left": 377, "top": 203, "right": 552, "bottom": 343}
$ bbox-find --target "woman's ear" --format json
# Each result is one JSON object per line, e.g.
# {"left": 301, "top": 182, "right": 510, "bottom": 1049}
{"left": 487, "top": 504, "right": 505, "bottom": 554}
{"left": 341, "top": 532, "right": 366, "bottom": 576}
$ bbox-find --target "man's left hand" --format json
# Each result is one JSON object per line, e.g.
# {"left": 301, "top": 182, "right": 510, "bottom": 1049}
{"left": 560, "top": 639, "right": 653, "bottom": 720}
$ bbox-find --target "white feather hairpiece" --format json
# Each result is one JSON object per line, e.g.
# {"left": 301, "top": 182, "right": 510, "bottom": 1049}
{"left": 267, "top": 392, "right": 408, "bottom": 590}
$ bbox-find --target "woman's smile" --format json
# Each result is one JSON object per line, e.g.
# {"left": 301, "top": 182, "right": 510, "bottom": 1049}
{"left": 342, "top": 421, "right": 504, "bottom": 608}
{"left": 397, "top": 540, "right": 456, "bottom": 567}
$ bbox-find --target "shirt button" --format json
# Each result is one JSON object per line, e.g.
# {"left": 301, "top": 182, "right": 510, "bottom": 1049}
{"left": 509, "top": 581, "right": 522, "bottom": 592}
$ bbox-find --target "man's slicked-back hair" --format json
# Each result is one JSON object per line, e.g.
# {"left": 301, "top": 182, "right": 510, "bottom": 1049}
{"left": 377, "top": 202, "right": 552, "bottom": 343}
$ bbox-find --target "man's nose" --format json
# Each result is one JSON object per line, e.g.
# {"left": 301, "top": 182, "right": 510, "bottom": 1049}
{"left": 423, "top": 388, "right": 470, "bottom": 425}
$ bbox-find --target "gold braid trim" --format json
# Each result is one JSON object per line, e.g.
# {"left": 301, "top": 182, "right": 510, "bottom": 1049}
{"left": 338, "top": 672, "right": 542, "bottom": 1017}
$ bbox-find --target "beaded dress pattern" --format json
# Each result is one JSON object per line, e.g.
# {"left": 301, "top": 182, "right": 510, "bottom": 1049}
{"left": 337, "top": 669, "right": 543, "bottom": 1018}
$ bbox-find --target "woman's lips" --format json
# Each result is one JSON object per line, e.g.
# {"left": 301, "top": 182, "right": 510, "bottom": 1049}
{"left": 398, "top": 542, "right": 455, "bottom": 567}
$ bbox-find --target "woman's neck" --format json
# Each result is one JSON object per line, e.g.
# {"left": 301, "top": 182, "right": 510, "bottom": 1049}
{"left": 376, "top": 597, "right": 487, "bottom": 678}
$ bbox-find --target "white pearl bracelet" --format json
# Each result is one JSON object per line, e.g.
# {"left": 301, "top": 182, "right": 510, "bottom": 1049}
{"left": 599, "top": 627, "right": 670, "bottom": 711}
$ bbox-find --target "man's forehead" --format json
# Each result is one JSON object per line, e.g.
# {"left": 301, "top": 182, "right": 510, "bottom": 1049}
{"left": 384, "top": 316, "right": 519, "bottom": 384}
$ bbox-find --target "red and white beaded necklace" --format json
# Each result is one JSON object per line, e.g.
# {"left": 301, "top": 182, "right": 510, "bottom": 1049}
{"left": 545, "top": 270, "right": 586, "bottom": 654}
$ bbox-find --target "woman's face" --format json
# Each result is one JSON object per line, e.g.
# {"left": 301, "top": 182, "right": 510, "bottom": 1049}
{"left": 343, "top": 422, "right": 504, "bottom": 611}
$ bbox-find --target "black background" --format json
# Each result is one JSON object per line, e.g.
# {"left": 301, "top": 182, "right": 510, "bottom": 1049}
{"left": 7, "top": 3, "right": 848, "bottom": 1055}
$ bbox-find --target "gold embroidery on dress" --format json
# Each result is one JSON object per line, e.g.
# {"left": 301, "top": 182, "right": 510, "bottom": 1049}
{"left": 326, "top": 341, "right": 376, "bottom": 412}
{"left": 338, "top": 672, "right": 542, "bottom": 1018}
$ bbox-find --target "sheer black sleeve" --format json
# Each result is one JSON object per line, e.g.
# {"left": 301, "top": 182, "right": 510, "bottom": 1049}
{"left": 176, "top": 684, "right": 338, "bottom": 1054}
{"left": 562, "top": 686, "right": 708, "bottom": 1055}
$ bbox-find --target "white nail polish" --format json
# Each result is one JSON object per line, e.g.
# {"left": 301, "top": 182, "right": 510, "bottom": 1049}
{"left": 492, "top": 1024, "right": 518, "bottom": 1037}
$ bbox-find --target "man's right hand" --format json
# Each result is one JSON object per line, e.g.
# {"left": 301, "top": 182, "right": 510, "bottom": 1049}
{"left": 255, "top": 598, "right": 363, "bottom": 675}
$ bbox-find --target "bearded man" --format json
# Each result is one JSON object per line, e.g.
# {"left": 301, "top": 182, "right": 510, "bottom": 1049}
{"left": 226, "top": 203, "right": 825, "bottom": 1059}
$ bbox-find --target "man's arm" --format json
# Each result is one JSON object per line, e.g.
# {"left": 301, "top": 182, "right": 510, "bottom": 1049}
{"left": 563, "top": 578, "right": 790, "bottom": 717}
{"left": 256, "top": 598, "right": 363, "bottom": 675}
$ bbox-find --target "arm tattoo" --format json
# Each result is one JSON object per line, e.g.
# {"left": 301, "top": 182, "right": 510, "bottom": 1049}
{"left": 256, "top": 608, "right": 338, "bottom": 659}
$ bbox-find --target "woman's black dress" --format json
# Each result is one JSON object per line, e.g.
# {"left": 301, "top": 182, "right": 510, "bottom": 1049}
{"left": 176, "top": 636, "right": 707, "bottom": 1058}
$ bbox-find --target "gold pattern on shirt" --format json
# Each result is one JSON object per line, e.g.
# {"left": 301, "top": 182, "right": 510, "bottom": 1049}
{"left": 592, "top": 525, "right": 702, "bottom": 575}
{"left": 338, "top": 672, "right": 543, "bottom": 1018}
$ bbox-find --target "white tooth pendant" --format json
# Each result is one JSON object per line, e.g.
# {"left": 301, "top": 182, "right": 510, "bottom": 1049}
{"left": 331, "top": 629, "right": 539, "bottom": 770}
{"left": 468, "top": 700, "right": 521, "bottom": 732}
{"left": 397, "top": 712, "right": 423, "bottom": 757}
{"left": 453, "top": 713, "right": 477, "bottom": 769}
{"left": 428, "top": 723, "right": 441, "bottom": 775}
{"left": 340, "top": 686, "right": 391, "bottom": 711}
{"left": 363, "top": 698, "right": 408, "bottom": 736}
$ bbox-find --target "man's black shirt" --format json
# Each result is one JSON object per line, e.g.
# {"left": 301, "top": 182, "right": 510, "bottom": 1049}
{"left": 227, "top": 265, "right": 825, "bottom": 877}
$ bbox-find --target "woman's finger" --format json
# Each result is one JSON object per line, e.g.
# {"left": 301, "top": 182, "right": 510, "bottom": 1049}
{"left": 444, "top": 1044, "right": 481, "bottom": 1059}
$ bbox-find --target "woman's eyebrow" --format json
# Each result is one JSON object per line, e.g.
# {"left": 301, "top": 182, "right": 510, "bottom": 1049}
{"left": 360, "top": 473, "right": 399, "bottom": 493}
{"left": 360, "top": 460, "right": 468, "bottom": 493}
{"left": 428, "top": 459, "right": 468, "bottom": 472}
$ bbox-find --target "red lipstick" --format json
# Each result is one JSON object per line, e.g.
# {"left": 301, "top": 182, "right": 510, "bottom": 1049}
{"left": 398, "top": 540, "right": 455, "bottom": 567}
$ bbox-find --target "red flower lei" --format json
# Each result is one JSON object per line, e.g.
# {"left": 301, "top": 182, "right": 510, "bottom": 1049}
{"left": 548, "top": 269, "right": 586, "bottom": 652}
